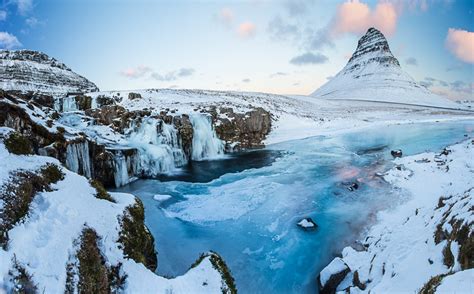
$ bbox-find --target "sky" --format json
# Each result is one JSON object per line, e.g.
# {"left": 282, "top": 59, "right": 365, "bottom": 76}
{"left": 0, "top": 0, "right": 473, "bottom": 100}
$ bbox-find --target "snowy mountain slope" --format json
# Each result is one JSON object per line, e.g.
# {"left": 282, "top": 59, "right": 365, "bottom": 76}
{"left": 319, "top": 139, "right": 474, "bottom": 293}
{"left": 0, "top": 129, "right": 234, "bottom": 293}
{"left": 0, "top": 50, "right": 98, "bottom": 97}
{"left": 311, "top": 28, "right": 458, "bottom": 109}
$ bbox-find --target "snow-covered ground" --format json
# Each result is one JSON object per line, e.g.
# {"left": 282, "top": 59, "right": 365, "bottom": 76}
{"left": 87, "top": 88, "right": 474, "bottom": 146}
{"left": 0, "top": 128, "right": 231, "bottom": 293}
{"left": 320, "top": 139, "right": 474, "bottom": 293}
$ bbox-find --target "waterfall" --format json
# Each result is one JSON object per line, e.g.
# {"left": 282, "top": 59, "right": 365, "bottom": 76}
{"left": 127, "top": 118, "right": 187, "bottom": 176}
{"left": 65, "top": 142, "right": 91, "bottom": 178}
{"left": 59, "top": 97, "right": 79, "bottom": 112}
{"left": 190, "top": 114, "right": 224, "bottom": 160}
{"left": 113, "top": 150, "right": 130, "bottom": 187}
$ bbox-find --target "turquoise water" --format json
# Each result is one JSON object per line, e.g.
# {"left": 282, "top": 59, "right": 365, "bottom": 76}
{"left": 116, "top": 121, "right": 474, "bottom": 293}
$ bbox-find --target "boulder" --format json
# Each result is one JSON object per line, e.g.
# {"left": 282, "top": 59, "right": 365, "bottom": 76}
{"left": 297, "top": 218, "right": 318, "bottom": 231}
{"left": 128, "top": 92, "right": 142, "bottom": 100}
{"left": 391, "top": 149, "right": 402, "bottom": 158}
{"left": 440, "top": 148, "right": 451, "bottom": 156}
{"left": 318, "top": 257, "right": 350, "bottom": 294}
{"left": 347, "top": 182, "right": 359, "bottom": 192}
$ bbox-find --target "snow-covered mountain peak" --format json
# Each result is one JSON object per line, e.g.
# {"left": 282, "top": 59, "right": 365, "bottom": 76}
{"left": 0, "top": 49, "right": 99, "bottom": 97}
{"left": 312, "top": 28, "right": 458, "bottom": 109}
{"left": 346, "top": 27, "right": 400, "bottom": 72}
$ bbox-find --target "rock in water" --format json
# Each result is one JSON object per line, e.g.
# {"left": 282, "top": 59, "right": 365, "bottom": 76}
{"left": 391, "top": 149, "right": 403, "bottom": 158}
{"left": 311, "top": 28, "right": 457, "bottom": 108}
{"left": 297, "top": 217, "right": 318, "bottom": 231}
{"left": 347, "top": 182, "right": 359, "bottom": 191}
{"left": 0, "top": 50, "right": 98, "bottom": 97}
{"left": 318, "top": 257, "right": 350, "bottom": 294}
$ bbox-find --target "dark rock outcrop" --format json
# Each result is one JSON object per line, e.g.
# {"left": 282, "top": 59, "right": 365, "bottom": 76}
{"left": 391, "top": 149, "right": 402, "bottom": 158}
{"left": 209, "top": 107, "right": 272, "bottom": 151}
{"left": 173, "top": 114, "right": 194, "bottom": 158}
{"left": 128, "top": 92, "right": 142, "bottom": 100}
{"left": 318, "top": 257, "right": 350, "bottom": 294}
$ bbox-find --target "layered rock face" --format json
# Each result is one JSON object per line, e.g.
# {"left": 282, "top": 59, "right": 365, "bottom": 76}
{"left": 207, "top": 106, "right": 272, "bottom": 151}
{"left": 312, "top": 28, "right": 457, "bottom": 108}
{"left": 0, "top": 50, "right": 99, "bottom": 96}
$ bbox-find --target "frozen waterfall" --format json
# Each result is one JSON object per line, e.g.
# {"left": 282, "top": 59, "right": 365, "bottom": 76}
{"left": 113, "top": 150, "right": 132, "bottom": 187}
{"left": 127, "top": 118, "right": 187, "bottom": 176}
{"left": 190, "top": 114, "right": 224, "bottom": 160}
{"left": 55, "top": 96, "right": 79, "bottom": 112}
{"left": 65, "top": 141, "right": 91, "bottom": 178}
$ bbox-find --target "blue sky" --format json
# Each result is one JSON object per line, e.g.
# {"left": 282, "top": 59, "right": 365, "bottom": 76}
{"left": 0, "top": 0, "right": 473, "bottom": 100}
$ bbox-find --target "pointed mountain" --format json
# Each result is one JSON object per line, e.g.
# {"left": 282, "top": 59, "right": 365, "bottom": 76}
{"left": 311, "top": 28, "right": 457, "bottom": 108}
{"left": 0, "top": 50, "right": 98, "bottom": 97}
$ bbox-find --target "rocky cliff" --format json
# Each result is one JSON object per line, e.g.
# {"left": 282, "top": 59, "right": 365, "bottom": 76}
{"left": 0, "top": 50, "right": 99, "bottom": 96}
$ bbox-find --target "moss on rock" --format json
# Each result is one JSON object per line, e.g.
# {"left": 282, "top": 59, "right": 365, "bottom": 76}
{"left": 420, "top": 273, "right": 449, "bottom": 294}
{"left": 0, "top": 164, "right": 64, "bottom": 248}
{"left": 118, "top": 198, "right": 157, "bottom": 271}
{"left": 89, "top": 179, "right": 115, "bottom": 203}
{"left": 8, "top": 255, "right": 38, "bottom": 294}
{"left": 209, "top": 252, "right": 237, "bottom": 294}
{"left": 76, "top": 228, "right": 111, "bottom": 294}
{"left": 4, "top": 132, "right": 33, "bottom": 155}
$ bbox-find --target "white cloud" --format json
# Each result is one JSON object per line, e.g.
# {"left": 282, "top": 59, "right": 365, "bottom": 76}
{"left": 25, "top": 17, "right": 40, "bottom": 27}
{"left": 0, "top": 32, "right": 22, "bottom": 49}
{"left": 445, "top": 28, "right": 474, "bottom": 64}
{"left": 0, "top": 10, "right": 7, "bottom": 21}
{"left": 16, "top": 0, "right": 33, "bottom": 15}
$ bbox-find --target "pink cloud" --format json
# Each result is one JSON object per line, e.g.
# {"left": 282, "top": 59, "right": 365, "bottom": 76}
{"left": 238, "top": 21, "right": 256, "bottom": 38}
{"left": 120, "top": 65, "right": 152, "bottom": 79}
{"left": 331, "top": 0, "right": 399, "bottom": 37}
{"left": 445, "top": 28, "right": 474, "bottom": 64}
{"left": 219, "top": 8, "right": 234, "bottom": 25}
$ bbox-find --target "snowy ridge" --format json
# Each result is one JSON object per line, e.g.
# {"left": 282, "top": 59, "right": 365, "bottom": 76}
{"left": 312, "top": 28, "right": 458, "bottom": 109}
{"left": 320, "top": 139, "right": 474, "bottom": 293}
{"left": 0, "top": 137, "right": 231, "bottom": 293}
{"left": 0, "top": 50, "right": 98, "bottom": 97}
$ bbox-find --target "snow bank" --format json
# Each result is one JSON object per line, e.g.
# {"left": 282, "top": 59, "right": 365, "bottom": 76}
{"left": 0, "top": 141, "right": 232, "bottom": 293}
{"left": 318, "top": 139, "right": 474, "bottom": 293}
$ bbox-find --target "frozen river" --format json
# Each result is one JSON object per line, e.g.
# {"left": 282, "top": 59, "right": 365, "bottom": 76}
{"left": 115, "top": 120, "right": 474, "bottom": 293}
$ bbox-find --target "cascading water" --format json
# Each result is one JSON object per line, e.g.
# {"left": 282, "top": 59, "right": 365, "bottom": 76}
{"left": 65, "top": 142, "right": 91, "bottom": 178}
{"left": 190, "top": 114, "right": 224, "bottom": 160}
{"left": 127, "top": 118, "right": 187, "bottom": 176}
{"left": 57, "top": 96, "right": 79, "bottom": 112}
{"left": 113, "top": 150, "right": 131, "bottom": 187}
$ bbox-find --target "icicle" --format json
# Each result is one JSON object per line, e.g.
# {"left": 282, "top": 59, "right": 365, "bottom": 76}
{"left": 65, "top": 142, "right": 91, "bottom": 178}
{"left": 113, "top": 151, "right": 130, "bottom": 187}
{"left": 190, "top": 114, "right": 224, "bottom": 160}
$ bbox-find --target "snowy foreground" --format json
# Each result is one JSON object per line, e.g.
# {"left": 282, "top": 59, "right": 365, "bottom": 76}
{"left": 319, "top": 139, "right": 474, "bottom": 293}
{"left": 0, "top": 128, "right": 232, "bottom": 293}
